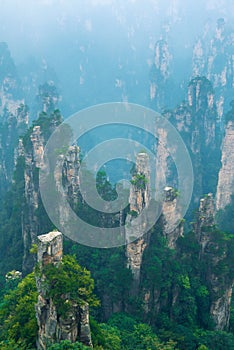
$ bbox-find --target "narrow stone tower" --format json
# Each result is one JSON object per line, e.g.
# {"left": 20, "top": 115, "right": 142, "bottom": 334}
{"left": 35, "top": 231, "right": 93, "bottom": 349}
{"left": 126, "top": 153, "right": 151, "bottom": 290}
{"left": 194, "top": 195, "right": 234, "bottom": 330}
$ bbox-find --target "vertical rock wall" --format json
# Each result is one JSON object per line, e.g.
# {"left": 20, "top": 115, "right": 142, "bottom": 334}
{"left": 126, "top": 153, "right": 151, "bottom": 290}
{"left": 216, "top": 120, "right": 234, "bottom": 211}
{"left": 35, "top": 231, "right": 93, "bottom": 349}
{"left": 194, "top": 194, "right": 234, "bottom": 330}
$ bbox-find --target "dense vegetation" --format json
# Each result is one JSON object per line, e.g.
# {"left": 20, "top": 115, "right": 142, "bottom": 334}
{"left": 0, "top": 83, "right": 234, "bottom": 349}
{"left": 0, "top": 109, "right": 234, "bottom": 348}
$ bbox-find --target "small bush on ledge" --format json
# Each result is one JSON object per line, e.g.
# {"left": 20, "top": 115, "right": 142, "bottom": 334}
{"left": 130, "top": 174, "right": 148, "bottom": 190}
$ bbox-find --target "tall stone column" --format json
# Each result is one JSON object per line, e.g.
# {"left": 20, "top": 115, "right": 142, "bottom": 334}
{"left": 35, "top": 231, "right": 93, "bottom": 349}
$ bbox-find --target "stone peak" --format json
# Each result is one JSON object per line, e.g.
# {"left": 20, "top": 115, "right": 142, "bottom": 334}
{"left": 38, "top": 231, "right": 62, "bottom": 243}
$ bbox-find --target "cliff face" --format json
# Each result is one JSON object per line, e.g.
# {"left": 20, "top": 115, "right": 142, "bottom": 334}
{"left": 61, "top": 145, "right": 80, "bottom": 208}
{"left": 170, "top": 76, "right": 220, "bottom": 204}
{"left": 35, "top": 231, "right": 92, "bottom": 349}
{"left": 126, "top": 153, "right": 151, "bottom": 290}
{"left": 216, "top": 119, "right": 234, "bottom": 211}
{"left": 23, "top": 125, "right": 45, "bottom": 273}
{"left": 194, "top": 194, "right": 234, "bottom": 330}
{"left": 194, "top": 193, "right": 215, "bottom": 254}
{"left": 150, "top": 40, "right": 173, "bottom": 111}
{"left": 22, "top": 113, "right": 81, "bottom": 273}
{"left": 192, "top": 19, "right": 234, "bottom": 122}
{"left": 162, "top": 187, "right": 183, "bottom": 249}
{"left": 0, "top": 103, "right": 28, "bottom": 194}
{"left": 126, "top": 152, "right": 183, "bottom": 293}
{"left": 37, "top": 81, "right": 60, "bottom": 115}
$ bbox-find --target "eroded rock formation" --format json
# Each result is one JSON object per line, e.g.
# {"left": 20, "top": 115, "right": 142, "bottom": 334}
{"left": 126, "top": 153, "right": 151, "bottom": 289}
{"left": 216, "top": 118, "right": 234, "bottom": 211}
{"left": 150, "top": 39, "right": 172, "bottom": 111}
{"left": 162, "top": 187, "right": 183, "bottom": 249}
{"left": 192, "top": 18, "right": 234, "bottom": 122}
{"left": 21, "top": 112, "right": 81, "bottom": 274}
{"left": 195, "top": 194, "right": 234, "bottom": 330}
{"left": 35, "top": 231, "right": 93, "bottom": 349}
{"left": 170, "top": 76, "right": 220, "bottom": 204}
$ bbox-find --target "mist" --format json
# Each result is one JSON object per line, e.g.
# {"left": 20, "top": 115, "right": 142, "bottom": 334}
{"left": 0, "top": 0, "right": 233, "bottom": 115}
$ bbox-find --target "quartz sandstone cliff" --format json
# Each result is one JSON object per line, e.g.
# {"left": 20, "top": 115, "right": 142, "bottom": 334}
{"left": 216, "top": 119, "right": 234, "bottom": 211}
{"left": 192, "top": 18, "right": 234, "bottom": 122}
{"left": 35, "top": 231, "right": 92, "bottom": 349}
{"left": 194, "top": 194, "right": 234, "bottom": 330}
{"left": 126, "top": 153, "right": 151, "bottom": 291}
{"left": 150, "top": 39, "right": 172, "bottom": 111}
{"left": 21, "top": 113, "right": 80, "bottom": 273}
{"left": 126, "top": 153, "right": 183, "bottom": 290}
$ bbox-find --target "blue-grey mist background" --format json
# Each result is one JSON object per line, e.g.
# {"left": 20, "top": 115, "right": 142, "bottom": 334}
{"left": 1, "top": 0, "right": 233, "bottom": 116}
{"left": 0, "top": 0, "right": 233, "bottom": 183}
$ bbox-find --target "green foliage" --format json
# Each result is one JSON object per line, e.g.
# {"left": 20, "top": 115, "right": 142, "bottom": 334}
{"left": 99, "top": 324, "right": 121, "bottom": 350}
{"left": 0, "top": 156, "right": 25, "bottom": 274}
{"left": 107, "top": 313, "right": 177, "bottom": 350}
{"left": 217, "top": 194, "right": 234, "bottom": 234}
{"left": 197, "top": 345, "right": 209, "bottom": 350}
{"left": 178, "top": 275, "right": 191, "bottom": 289}
{"left": 1, "top": 92, "right": 234, "bottom": 350}
{"left": 47, "top": 340, "right": 89, "bottom": 349}
{"left": 42, "top": 255, "right": 99, "bottom": 317}
{"left": 23, "top": 109, "right": 62, "bottom": 151}
{"left": 74, "top": 169, "right": 120, "bottom": 229}
{"left": 30, "top": 244, "right": 38, "bottom": 255}
{"left": 129, "top": 210, "right": 138, "bottom": 217}
{"left": 90, "top": 317, "right": 107, "bottom": 348}
{"left": 96, "top": 170, "right": 117, "bottom": 201}
{"left": 68, "top": 243, "right": 133, "bottom": 313}
{"left": 130, "top": 173, "right": 148, "bottom": 190}
{"left": 0, "top": 273, "right": 38, "bottom": 349}
{"left": 90, "top": 317, "right": 122, "bottom": 349}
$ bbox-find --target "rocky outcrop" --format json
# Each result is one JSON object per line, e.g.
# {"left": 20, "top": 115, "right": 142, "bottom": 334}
{"left": 162, "top": 187, "right": 183, "bottom": 249}
{"left": 61, "top": 146, "right": 80, "bottom": 207}
{"left": 23, "top": 125, "right": 45, "bottom": 273}
{"left": 194, "top": 193, "right": 215, "bottom": 254}
{"left": 192, "top": 39, "right": 206, "bottom": 78}
{"left": 150, "top": 39, "right": 172, "bottom": 111}
{"left": 37, "top": 81, "right": 60, "bottom": 115}
{"left": 21, "top": 111, "right": 76, "bottom": 274}
{"left": 30, "top": 126, "right": 44, "bottom": 168}
{"left": 22, "top": 127, "right": 81, "bottom": 273}
{"left": 0, "top": 102, "right": 28, "bottom": 194}
{"left": 192, "top": 19, "right": 234, "bottom": 122}
{"left": 35, "top": 231, "right": 93, "bottom": 349}
{"left": 128, "top": 152, "right": 150, "bottom": 214}
{"left": 216, "top": 119, "right": 234, "bottom": 210}
{"left": 0, "top": 42, "right": 20, "bottom": 102}
{"left": 194, "top": 194, "right": 234, "bottom": 330}
{"left": 126, "top": 153, "right": 151, "bottom": 289}
{"left": 0, "top": 43, "right": 29, "bottom": 193}
{"left": 170, "top": 77, "right": 220, "bottom": 204}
